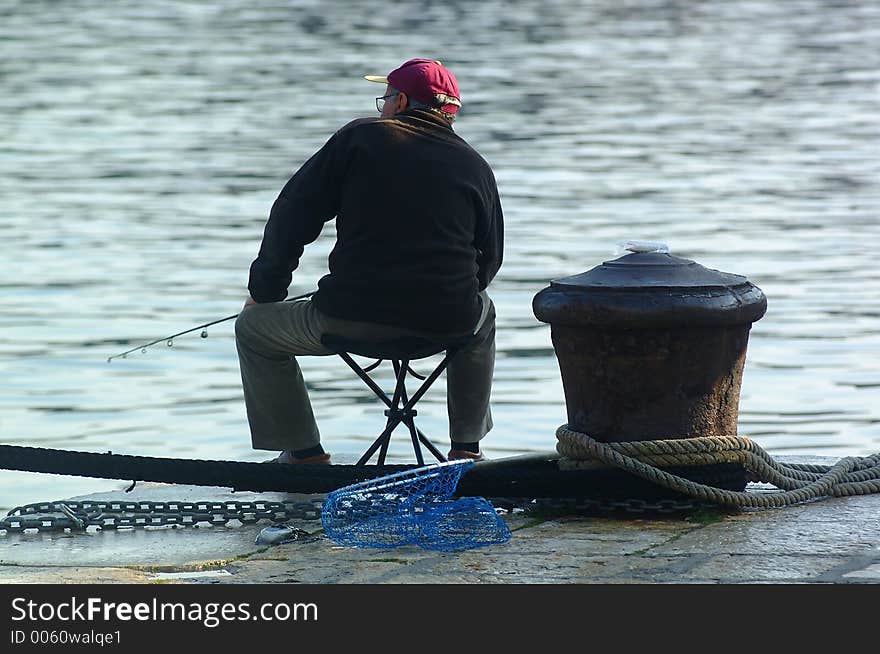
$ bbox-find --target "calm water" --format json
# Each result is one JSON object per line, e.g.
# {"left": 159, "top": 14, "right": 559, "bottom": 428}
{"left": 2, "top": 0, "right": 879, "bottom": 511}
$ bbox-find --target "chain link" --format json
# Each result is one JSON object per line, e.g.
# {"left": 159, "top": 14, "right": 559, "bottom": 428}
{"left": 0, "top": 499, "right": 324, "bottom": 534}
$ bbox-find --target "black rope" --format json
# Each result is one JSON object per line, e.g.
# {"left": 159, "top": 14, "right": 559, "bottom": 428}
{"left": 0, "top": 444, "right": 749, "bottom": 500}
{"left": 0, "top": 444, "right": 390, "bottom": 494}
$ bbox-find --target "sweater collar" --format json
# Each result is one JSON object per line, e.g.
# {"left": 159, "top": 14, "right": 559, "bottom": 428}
{"left": 398, "top": 107, "right": 455, "bottom": 130}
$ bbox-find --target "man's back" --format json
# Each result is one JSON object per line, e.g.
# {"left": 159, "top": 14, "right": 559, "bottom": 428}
{"left": 321, "top": 109, "right": 502, "bottom": 333}
{"left": 250, "top": 108, "right": 503, "bottom": 335}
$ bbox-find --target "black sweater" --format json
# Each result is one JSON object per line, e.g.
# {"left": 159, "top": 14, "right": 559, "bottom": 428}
{"left": 248, "top": 109, "right": 504, "bottom": 334}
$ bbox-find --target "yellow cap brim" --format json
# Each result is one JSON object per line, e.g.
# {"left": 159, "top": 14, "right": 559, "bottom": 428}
{"left": 364, "top": 75, "right": 389, "bottom": 84}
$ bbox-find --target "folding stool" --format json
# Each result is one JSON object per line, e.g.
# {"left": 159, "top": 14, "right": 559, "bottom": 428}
{"left": 320, "top": 334, "right": 469, "bottom": 466}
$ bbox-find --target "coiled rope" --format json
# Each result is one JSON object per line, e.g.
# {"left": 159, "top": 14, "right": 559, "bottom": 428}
{"left": 556, "top": 424, "right": 880, "bottom": 509}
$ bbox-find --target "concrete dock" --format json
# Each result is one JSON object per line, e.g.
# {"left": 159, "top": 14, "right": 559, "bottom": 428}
{"left": 1, "top": 456, "right": 878, "bottom": 585}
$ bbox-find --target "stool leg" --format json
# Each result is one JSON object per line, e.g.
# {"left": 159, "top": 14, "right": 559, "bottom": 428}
{"left": 338, "top": 352, "right": 394, "bottom": 406}
{"left": 338, "top": 351, "right": 398, "bottom": 465}
{"left": 393, "top": 360, "right": 426, "bottom": 466}
{"left": 356, "top": 419, "right": 401, "bottom": 466}
{"left": 378, "top": 360, "right": 409, "bottom": 465}
{"left": 416, "top": 429, "right": 447, "bottom": 462}
{"left": 392, "top": 360, "right": 447, "bottom": 464}
{"left": 406, "top": 351, "right": 454, "bottom": 405}
{"left": 390, "top": 359, "right": 412, "bottom": 464}
{"left": 356, "top": 359, "right": 408, "bottom": 466}
{"left": 398, "top": 353, "right": 457, "bottom": 464}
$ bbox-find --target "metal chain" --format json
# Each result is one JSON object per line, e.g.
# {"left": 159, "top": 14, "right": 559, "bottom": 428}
{"left": 0, "top": 499, "right": 324, "bottom": 534}
{"left": 0, "top": 495, "right": 710, "bottom": 534}
{"left": 490, "top": 496, "right": 713, "bottom": 515}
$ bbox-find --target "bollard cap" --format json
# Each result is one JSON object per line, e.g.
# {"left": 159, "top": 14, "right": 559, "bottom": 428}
{"left": 555, "top": 251, "right": 747, "bottom": 289}
{"left": 533, "top": 247, "right": 767, "bottom": 329}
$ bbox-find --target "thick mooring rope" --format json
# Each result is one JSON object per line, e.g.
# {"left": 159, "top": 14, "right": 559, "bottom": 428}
{"left": 556, "top": 425, "right": 880, "bottom": 508}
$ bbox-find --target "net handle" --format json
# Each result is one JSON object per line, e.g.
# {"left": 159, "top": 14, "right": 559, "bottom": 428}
{"left": 329, "top": 460, "right": 474, "bottom": 497}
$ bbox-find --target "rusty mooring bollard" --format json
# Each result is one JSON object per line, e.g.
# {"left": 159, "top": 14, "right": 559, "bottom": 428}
{"left": 532, "top": 242, "right": 767, "bottom": 443}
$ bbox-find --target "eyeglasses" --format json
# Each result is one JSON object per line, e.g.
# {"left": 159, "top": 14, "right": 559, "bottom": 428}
{"left": 375, "top": 92, "right": 399, "bottom": 113}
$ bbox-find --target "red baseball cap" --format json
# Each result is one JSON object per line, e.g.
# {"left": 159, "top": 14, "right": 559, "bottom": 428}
{"left": 365, "top": 58, "right": 462, "bottom": 114}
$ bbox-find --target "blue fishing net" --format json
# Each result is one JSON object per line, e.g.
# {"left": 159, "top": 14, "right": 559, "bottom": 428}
{"left": 321, "top": 460, "right": 511, "bottom": 551}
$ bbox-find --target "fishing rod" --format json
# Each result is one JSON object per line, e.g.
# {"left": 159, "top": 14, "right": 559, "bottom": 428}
{"left": 107, "top": 291, "right": 315, "bottom": 362}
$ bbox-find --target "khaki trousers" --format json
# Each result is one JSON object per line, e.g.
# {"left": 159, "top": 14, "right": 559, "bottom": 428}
{"left": 234, "top": 292, "right": 495, "bottom": 452}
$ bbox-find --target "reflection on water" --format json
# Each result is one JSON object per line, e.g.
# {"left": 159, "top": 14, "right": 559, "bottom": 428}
{"left": 1, "top": 0, "right": 878, "bottom": 509}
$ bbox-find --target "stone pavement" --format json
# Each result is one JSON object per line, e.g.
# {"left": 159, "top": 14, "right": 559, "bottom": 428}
{"left": 2, "top": 460, "right": 879, "bottom": 585}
